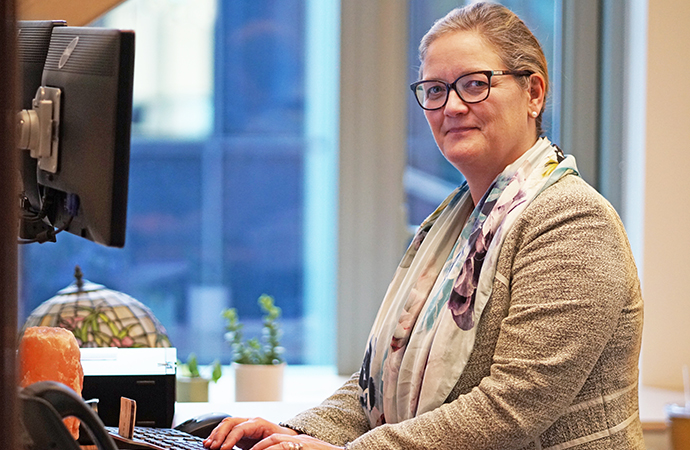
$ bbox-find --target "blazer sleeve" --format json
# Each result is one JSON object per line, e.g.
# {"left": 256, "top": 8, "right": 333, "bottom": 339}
{"left": 280, "top": 372, "right": 372, "bottom": 446}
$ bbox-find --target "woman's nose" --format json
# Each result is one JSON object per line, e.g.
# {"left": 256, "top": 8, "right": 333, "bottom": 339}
{"left": 444, "top": 89, "right": 470, "bottom": 115}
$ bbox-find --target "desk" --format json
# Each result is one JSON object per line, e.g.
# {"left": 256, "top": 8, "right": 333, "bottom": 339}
{"left": 175, "top": 402, "right": 319, "bottom": 427}
{"left": 174, "top": 365, "right": 350, "bottom": 426}
{"left": 639, "top": 385, "right": 685, "bottom": 430}
{"left": 637, "top": 385, "right": 686, "bottom": 450}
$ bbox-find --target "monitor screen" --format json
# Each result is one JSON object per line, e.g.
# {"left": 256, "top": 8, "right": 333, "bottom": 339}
{"left": 19, "top": 26, "right": 135, "bottom": 248}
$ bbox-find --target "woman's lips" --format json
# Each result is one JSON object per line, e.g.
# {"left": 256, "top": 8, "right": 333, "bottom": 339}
{"left": 445, "top": 125, "right": 478, "bottom": 136}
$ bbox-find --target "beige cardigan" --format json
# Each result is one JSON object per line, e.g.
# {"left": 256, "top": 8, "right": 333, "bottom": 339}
{"left": 282, "top": 175, "right": 644, "bottom": 450}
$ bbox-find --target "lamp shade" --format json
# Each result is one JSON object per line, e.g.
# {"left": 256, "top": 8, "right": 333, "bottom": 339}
{"left": 22, "top": 266, "right": 172, "bottom": 348}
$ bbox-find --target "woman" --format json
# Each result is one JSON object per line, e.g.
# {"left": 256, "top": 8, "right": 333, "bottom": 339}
{"left": 204, "top": 3, "right": 644, "bottom": 449}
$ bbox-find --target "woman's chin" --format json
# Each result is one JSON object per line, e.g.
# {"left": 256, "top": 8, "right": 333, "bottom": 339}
{"left": 441, "top": 141, "right": 486, "bottom": 169}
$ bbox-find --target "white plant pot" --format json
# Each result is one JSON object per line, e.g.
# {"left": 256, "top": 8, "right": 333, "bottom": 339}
{"left": 176, "top": 376, "right": 210, "bottom": 402}
{"left": 233, "top": 362, "right": 285, "bottom": 402}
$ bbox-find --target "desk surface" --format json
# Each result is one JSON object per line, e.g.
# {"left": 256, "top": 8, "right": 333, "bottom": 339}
{"left": 174, "top": 365, "right": 685, "bottom": 431}
{"left": 174, "top": 365, "right": 349, "bottom": 426}
{"left": 639, "top": 385, "right": 686, "bottom": 430}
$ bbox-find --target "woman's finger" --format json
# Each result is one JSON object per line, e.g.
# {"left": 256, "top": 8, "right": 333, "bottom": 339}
{"left": 204, "top": 417, "right": 297, "bottom": 450}
{"left": 250, "top": 433, "right": 343, "bottom": 450}
{"left": 203, "top": 417, "right": 249, "bottom": 449}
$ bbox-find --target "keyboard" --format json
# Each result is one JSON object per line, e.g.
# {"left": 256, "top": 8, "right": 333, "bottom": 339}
{"left": 105, "top": 426, "right": 207, "bottom": 450}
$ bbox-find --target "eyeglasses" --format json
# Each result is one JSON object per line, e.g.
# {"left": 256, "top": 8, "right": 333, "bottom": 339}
{"left": 410, "top": 70, "right": 533, "bottom": 111}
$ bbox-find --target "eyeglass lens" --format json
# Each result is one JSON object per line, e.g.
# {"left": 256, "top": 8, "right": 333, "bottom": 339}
{"left": 414, "top": 72, "right": 491, "bottom": 110}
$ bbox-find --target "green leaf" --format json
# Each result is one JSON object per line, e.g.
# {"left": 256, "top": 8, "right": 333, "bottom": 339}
{"left": 211, "top": 360, "right": 223, "bottom": 383}
{"left": 186, "top": 353, "right": 200, "bottom": 378}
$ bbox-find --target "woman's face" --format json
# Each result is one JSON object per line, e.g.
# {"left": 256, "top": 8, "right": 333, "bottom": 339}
{"left": 421, "top": 31, "right": 542, "bottom": 189}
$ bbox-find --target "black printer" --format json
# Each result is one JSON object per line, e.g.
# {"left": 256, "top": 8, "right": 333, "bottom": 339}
{"left": 81, "top": 347, "right": 177, "bottom": 428}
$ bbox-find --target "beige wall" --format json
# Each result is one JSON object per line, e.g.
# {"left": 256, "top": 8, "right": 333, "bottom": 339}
{"left": 641, "top": 0, "right": 690, "bottom": 391}
{"left": 17, "top": 0, "right": 123, "bottom": 26}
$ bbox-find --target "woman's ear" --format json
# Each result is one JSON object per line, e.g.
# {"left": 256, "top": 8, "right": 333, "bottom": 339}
{"left": 528, "top": 73, "right": 546, "bottom": 113}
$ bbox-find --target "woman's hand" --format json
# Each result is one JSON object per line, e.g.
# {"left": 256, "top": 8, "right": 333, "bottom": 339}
{"left": 204, "top": 417, "right": 296, "bottom": 450}
{"left": 249, "top": 433, "right": 344, "bottom": 450}
{"left": 202, "top": 416, "right": 344, "bottom": 450}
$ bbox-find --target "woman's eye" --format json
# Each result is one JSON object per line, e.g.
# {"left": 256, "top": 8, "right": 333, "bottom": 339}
{"left": 464, "top": 79, "right": 488, "bottom": 89}
{"left": 461, "top": 77, "right": 489, "bottom": 96}
{"left": 426, "top": 84, "right": 446, "bottom": 99}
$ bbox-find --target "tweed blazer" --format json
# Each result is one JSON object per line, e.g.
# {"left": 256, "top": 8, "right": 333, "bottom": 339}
{"left": 282, "top": 175, "right": 644, "bottom": 450}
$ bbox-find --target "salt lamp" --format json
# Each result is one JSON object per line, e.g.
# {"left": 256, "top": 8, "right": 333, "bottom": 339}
{"left": 19, "top": 326, "right": 84, "bottom": 439}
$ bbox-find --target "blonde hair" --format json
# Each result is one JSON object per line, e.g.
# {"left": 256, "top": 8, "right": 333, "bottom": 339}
{"left": 418, "top": 2, "right": 549, "bottom": 135}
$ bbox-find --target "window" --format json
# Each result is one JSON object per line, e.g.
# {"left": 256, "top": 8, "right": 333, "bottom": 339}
{"left": 19, "top": 0, "right": 340, "bottom": 366}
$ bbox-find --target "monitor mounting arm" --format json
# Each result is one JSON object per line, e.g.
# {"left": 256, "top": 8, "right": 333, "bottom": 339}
{"left": 17, "top": 86, "right": 61, "bottom": 174}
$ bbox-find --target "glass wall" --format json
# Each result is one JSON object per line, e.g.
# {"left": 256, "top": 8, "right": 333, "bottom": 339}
{"left": 18, "top": 0, "right": 338, "bottom": 366}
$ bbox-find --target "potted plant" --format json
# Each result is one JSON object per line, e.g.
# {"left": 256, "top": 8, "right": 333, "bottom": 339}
{"left": 176, "top": 353, "right": 222, "bottom": 402}
{"left": 222, "top": 294, "right": 285, "bottom": 401}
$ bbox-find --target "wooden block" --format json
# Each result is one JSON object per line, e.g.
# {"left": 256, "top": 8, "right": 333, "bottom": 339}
{"left": 118, "top": 397, "right": 136, "bottom": 439}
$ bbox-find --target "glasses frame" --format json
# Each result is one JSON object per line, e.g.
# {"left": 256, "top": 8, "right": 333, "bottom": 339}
{"left": 410, "top": 69, "right": 534, "bottom": 111}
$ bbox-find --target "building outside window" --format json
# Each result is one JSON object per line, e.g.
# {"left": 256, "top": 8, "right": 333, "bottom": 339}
{"left": 19, "top": 0, "right": 338, "bottom": 366}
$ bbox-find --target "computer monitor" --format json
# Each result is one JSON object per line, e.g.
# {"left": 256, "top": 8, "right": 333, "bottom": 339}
{"left": 16, "top": 20, "right": 66, "bottom": 236}
{"left": 17, "top": 25, "right": 135, "bottom": 248}
{"left": 17, "top": 21, "right": 66, "bottom": 110}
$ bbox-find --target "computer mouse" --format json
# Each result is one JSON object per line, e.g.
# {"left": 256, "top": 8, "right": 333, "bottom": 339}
{"left": 174, "top": 412, "right": 232, "bottom": 438}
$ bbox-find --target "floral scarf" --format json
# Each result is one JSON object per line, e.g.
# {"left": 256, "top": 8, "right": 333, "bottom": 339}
{"left": 358, "top": 137, "right": 579, "bottom": 426}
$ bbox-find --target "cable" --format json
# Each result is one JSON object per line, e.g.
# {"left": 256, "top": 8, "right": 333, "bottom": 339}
{"left": 17, "top": 193, "right": 79, "bottom": 245}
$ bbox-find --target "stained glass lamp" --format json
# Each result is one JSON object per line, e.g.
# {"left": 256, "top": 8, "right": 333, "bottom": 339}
{"left": 22, "top": 266, "right": 172, "bottom": 348}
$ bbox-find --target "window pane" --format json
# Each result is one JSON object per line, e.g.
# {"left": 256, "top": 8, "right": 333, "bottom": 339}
{"left": 18, "top": 0, "right": 338, "bottom": 366}
{"left": 406, "top": 0, "right": 562, "bottom": 225}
